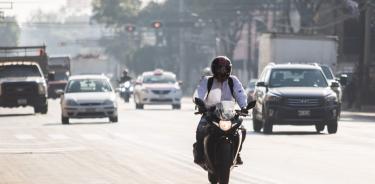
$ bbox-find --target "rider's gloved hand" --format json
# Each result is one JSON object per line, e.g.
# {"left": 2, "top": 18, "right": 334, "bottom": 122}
{"left": 241, "top": 108, "right": 249, "bottom": 114}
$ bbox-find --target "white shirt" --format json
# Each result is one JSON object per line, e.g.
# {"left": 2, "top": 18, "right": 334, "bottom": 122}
{"left": 195, "top": 76, "right": 248, "bottom": 109}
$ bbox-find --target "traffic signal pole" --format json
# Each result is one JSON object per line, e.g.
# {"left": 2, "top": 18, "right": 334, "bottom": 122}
{"left": 178, "top": 0, "right": 186, "bottom": 89}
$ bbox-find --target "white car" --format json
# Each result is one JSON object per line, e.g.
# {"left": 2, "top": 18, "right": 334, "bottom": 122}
{"left": 59, "top": 75, "right": 118, "bottom": 124}
{"left": 133, "top": 69, "right": 182, "bottom": 109}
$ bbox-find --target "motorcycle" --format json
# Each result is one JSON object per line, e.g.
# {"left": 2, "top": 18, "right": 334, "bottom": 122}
{"left": 194, "top": 97, "right": 256, "bottom": 184}
{"left": 119, "top": 81, "right": 133, "bottom": 103}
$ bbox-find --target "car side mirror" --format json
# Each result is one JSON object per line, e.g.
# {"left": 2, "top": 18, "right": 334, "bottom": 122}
{"left": 56, "top": 89, "right": 64, "bottom": 97}
{"left": 246, "top": 101, "right": 256, "bottom": 110}
{"left": 256, "top": 82, "right": 266, "bottom": 87}
{"left": 178, "top": 81, "right": 183, "bottom": 86}
{"left": 331, "top": 81, "right": 340, "bottom": 88}
{"left": 339, "top": 74, "right": 348, "bottom": 86}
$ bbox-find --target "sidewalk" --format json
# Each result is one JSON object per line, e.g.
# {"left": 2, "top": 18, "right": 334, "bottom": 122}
{"left": 341, "top": 111, "right": 375, "bottom": 122}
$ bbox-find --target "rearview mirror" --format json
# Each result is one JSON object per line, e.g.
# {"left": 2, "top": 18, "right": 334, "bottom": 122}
{"left": 194, "top": 97, "right": 205, "bottom": 107}
{"left": 331, "top": 81, "right": 340, "bottom": 88}
{"left": 246, "top": 101, "right": 256, "bottom": 110}
{"left": 178, "top": 81, "right": 183, "bottom": 86}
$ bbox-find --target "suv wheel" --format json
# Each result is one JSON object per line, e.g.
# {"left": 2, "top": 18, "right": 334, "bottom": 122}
{"left": 110, "top": 116, "right": 118, "bottom": 123}
{"left": 327, "top": 120, "right": 338, "bottom": 134}
{"left": 252, "top": 111, "right": 262, "bottom": 132}
{"left": 172, "top": 104, "right": 181, "bottom": 110}
{"left": 136, "top": 103, "right": 144, "bottom": 109}
{"left": 40, "top": 105, "right": 48, "bottom": 114}
{"left": 62, "top": 116, "right": 69, "bottom": 124}
{"left": 315, "top": 124, "right": 325, "bottom": 133}
{"left": 263, "top": 119, "right": 273, "bottom": 134}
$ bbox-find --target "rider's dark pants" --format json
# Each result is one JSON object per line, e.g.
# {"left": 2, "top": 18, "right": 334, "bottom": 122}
{"left": 195, "top": 115, "right": 247, "bottom": 159}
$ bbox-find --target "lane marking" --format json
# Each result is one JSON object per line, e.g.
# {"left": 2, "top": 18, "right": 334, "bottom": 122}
{"left": 15, "top": 134, "right": 35, "bottom": 140}
{"left": 48, "top": 134, "right": 70, "bottom": 140}
{"left": 81, "top": 134, "right": 106, "bottom": 140}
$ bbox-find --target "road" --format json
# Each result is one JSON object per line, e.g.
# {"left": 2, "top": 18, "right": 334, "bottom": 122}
{"left": 0, "top": 98, "right": 374, "bottom": 184}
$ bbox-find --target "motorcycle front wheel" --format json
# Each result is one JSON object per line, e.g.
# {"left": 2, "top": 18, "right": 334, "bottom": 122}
{"left": 216, "top": 142, "right": 232, "bottom": 184}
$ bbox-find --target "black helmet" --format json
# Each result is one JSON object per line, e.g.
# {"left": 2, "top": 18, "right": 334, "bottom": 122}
{"left": 211, "top": 56, "right": 232, "bottom": 82}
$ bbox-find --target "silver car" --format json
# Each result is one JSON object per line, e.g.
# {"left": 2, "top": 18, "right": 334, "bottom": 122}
{"left": 133, "top": 69, "right": 182, "bottom": 109}
{"left": 59, "top": 75, "right": 118, "bottom": 124}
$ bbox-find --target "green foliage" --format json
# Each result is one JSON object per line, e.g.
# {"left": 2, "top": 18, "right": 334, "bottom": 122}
{"left": 0, "top": 17, "right": 20, "bottom": 46}
{"left": 92, "top": 0, "right": 142, "bottom": 28}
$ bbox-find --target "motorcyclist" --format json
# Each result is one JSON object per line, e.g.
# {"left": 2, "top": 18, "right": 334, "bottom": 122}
{"left": 194, "top": 56, "right": 248, "bottom": 165}
{"left": 119, "top": 69, "right": 132, "bottom": 83}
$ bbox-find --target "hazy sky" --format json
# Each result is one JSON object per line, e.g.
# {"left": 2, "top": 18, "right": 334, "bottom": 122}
{"left": 2, "top": 0, "right": 158, "bottom": 23}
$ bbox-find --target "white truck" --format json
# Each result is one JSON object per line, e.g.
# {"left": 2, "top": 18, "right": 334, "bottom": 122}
{"left": 258, "top": 33, "right": 338, "bottom": 75}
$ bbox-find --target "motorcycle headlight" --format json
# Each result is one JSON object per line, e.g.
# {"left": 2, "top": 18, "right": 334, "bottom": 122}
{"left": 219, "top": 120, "right": 232, "bottom": 131}
{"left": 124, "top": 82, "right": 131, "bottom": 88}
{"left": 38, "top": 82, "right": 47, "bottom": 95}
{"left": 66, "top": 99, "right": 78, "bottom": 106}
{"left": 266, "top": 94, "right": 281, "bottom": 102}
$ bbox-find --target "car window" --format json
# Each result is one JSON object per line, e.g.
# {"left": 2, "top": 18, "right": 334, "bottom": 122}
{"left": 269, "top": 69, "right": 328, "bottom": 88}
{"left": 320, "top": 66, "right": 334, "bottom": 80}
{"left": 143, "top": 74, "right": 176, "bottom": 84}
{"left": 66, "top": 79, "right": 112, "bottom": 93}
{"left": 0, "top": 65, "right": 42, "bottom": 78}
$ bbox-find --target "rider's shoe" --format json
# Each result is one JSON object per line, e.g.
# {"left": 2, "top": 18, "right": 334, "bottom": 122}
{"left": 236, "top": 154, "right": 243, "bottom": 165}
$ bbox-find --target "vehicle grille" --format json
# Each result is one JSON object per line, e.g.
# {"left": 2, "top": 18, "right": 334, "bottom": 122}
{"left": 2, "top": 82, "right": 38, "bottom": 96}
{"left": 150, "top": 99, "right": 173, "bottom": 102}
{"left": 151, "top": 90, "right": 171, "bottom": 95}
{"left": 286, "top": 98, "right": 321, "bottom": 107}
{"left": 76, "top": 112, "right": 106, "bottom": 117}
{"left": 79, "top": 103, "right": 102, "bottom": 106}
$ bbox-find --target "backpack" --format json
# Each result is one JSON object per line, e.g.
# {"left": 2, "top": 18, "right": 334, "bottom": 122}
{"left": 206, "top": 76, "right": 235, "bottom": 98}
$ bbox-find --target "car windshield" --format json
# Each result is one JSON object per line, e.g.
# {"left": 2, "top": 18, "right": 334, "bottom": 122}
{"left": 66, "top": 79, "right": 112, "bottom": 93}
{"left": 0, "top": 65, "right": 42, "bottom": 78}
{"left": 143, "top": 74, "right": 176, "bottom": 84}
{"left": 320, "top": 66, "right": 334, "bottom": 80}
{"left": 269, "top": 69, "right": 328, "bottom": 88}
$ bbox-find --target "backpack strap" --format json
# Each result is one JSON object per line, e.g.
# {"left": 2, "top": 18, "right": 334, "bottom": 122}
{"left": 206, "top": 77, "right": 214, "bottom": 99}
{"left": 227, "top": 76, "right": 235, "bottom": 98}
{"left": 206, "top": 76, "right": 235, "bottom": 99}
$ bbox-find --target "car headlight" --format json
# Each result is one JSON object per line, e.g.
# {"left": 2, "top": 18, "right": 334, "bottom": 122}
{"left": 219, "top": 121, "right": 232, "bottom": 131}
{"left": 66, "top": 99, "right": 78, "bottom": 106}
{"left": 103, "top": 99, "right": 114, "bottom": 106}
{"left": 266, "top": 94, "right": 281, "bottom": 102}
{"left": 38, "top": 82, "right": 47, "bottom": 95}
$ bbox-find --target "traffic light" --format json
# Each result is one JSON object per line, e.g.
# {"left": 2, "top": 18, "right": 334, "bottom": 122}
{"left": 151, "top": 21, "right": 162, "bottom": 29}
{"left": 125, "top": 25, "right": 136, "bottom": 32}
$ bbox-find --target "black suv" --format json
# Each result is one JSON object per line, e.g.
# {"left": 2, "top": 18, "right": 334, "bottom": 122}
{"left": 253, "top": 64, "right": 340, "bottom": 134}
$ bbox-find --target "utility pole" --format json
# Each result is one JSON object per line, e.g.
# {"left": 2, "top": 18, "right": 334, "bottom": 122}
{"left": 357, "top": 1, "right": 372, "bottom": 109}
{"left": 178, "top": 0, "right": 186, "bottom": 90}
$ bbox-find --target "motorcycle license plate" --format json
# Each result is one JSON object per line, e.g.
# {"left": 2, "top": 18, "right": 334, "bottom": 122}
{"left": 17, "top": 99, "right": 27, "bottom": 105}
{"left": 298, "top": 110, "right": 311, "bottom": 116}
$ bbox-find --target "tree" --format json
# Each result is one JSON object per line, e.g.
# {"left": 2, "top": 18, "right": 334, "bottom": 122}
{"left": 0, "top": 17, "right": 20, "bottom": 46}
{"left": 187, "top": 0, "right": 270, "bottom": 59}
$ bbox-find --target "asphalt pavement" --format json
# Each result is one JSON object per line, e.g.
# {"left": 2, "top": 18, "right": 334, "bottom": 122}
{"left": 0, "top": 97, "right": 374, "bottom": 184}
